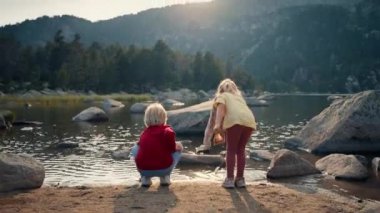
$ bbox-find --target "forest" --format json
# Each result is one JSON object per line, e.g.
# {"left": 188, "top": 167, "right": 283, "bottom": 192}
{"left": 0, "top": 31, "right": 254, "bottom": 93}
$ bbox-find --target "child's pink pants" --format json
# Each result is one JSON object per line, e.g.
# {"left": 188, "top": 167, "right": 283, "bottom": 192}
{"left": 225, "top": 124, "right": 253, "bottom": 179}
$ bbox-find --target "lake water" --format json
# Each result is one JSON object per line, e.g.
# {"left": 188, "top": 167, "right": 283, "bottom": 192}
{"left": 1, "top": 95, "right": 379, "bottom": 202}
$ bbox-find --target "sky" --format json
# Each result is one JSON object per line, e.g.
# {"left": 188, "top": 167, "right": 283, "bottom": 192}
{"left": 0, "top": 0, "right": 212, "bottom": 26}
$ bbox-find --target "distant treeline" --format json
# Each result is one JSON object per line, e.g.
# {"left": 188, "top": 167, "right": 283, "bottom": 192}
{"left": 0, "top": 31, "right": 254, "bottom": 93}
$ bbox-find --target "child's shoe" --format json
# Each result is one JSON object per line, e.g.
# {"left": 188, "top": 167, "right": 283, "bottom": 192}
{"left": 222, "top": 177, "right": 235, "bottom": 189}
{"left": 235, "top": 177, "right": 246, "bottom": 188}
{"left": 141, "top": 176, "right": 152, "bottom": 187}
{"left": 160, "top": 175, "right": 171, "bottom": 186}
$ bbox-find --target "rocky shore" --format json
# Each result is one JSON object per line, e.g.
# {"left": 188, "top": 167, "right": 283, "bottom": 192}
{"left": 2, "top": 90, "right": 380, "bottom": 212}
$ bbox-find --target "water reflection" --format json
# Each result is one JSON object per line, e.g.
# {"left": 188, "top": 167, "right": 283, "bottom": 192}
{"left": 1, "top": 96, "right": 379, "bottom": 201}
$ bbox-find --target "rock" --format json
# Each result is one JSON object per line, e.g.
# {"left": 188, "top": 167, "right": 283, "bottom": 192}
{"left": 21, "top": 90, "right": 42, "bottom": 98}
{"left": 103, "top": 99, "right": 125, "bottom": 108}
{"left": 315, "top": 154, "right": 369, "bottom": 180}
{"left": 197, "top": 90, "right": 211, "bottom": 101}
{"left": 156, "top": 88, "right": 198, "bottom": 103}
{"left": 0, "top": 153, "right": 45, "bottom": 192}
{"left": 55, "top": 88, "right": 67, "bottom": 95}
{"left": 0, "top": 110, "right": 14, "bottom": 129}
{"left": 284, "top": 137, "right": 304, "bottom": 150}
{"left": 257, "top": 93, "right": 276, "bottom": 101}
{"left": 267, "top": 149, "right": 319, "bottom": 179}
{"left": 167, "top": 100, "right": 212, "bottom": 134}
{"left": 245, "top": 97, "right": 269, "bottom": 107}
{"left": 285, "top": 90, "right": 380, "bottom": 154}
{"left": 250, "top": 150, "right": 274, "bottom": 161}
{"left": 354, "top": 155, "right": 369, "bottom": 167}
{"left": 12, "top": 120, "right": 43, "bottom": 126}
{"left": 372, "top": 157, "right": 380, "bottom": 175}
{"left": 41, "top": 88, "right": 56, "bottom": 95}
{"left": 111, "top": 149, "right": 131, "bottom": 160}
{"left": 179, "top": 153, "right": 225, "bottom": 167}
{"left": 0, "top": 115, "right": 8, "bottom": 129}
{"left": 55, "top": 142, "right": 79, "bottom": 149}
{"left": 327, "top": 95, "right": 343, "bottom": 101}
{"left": 20, "top": 127, "right": 33, "bottom": 131}
{"left": 129, "top": 102, "right": 152, "bottom": 113}
{"left": 161, "top": 99, "right": 185, "bottom": 109}
{"left": 88, "top": 90, "right": 97, "bottom": 95}
{"left": 72, "top": 107, "right": 109, "bottom": 122}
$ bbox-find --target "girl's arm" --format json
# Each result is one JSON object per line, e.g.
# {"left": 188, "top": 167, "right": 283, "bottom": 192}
{"left": 202, "top": 107, "right": 216, "bottom": 148}
{"left": 164, "top": 127, "right": 177, "bottom": 152}
{"left": 213, "top": 103, "right": 226, "bottom": 134}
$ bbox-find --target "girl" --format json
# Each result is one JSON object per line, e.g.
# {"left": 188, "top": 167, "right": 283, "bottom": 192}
{"left": 212, "top": 79, "right": 256, "bottom": 188}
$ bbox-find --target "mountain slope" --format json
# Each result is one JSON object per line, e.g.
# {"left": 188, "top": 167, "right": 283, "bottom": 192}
{"left": 1, "top": 0, "right": 379, "bottom": 92}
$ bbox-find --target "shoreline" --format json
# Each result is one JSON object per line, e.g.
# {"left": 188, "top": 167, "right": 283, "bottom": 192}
{"left": 1, "top": 181, "right": 379, "bottom": 213}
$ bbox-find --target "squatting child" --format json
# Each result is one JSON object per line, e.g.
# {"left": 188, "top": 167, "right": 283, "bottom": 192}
{"left": 131, "top": 103, "right": 183, "bottom": 187}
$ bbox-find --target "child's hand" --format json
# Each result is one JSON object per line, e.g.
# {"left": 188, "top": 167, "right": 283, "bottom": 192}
{"left": 213, "top": 133, "right": 224, "bottom": 145}
{"left": 175, "top": 142, "right": 183, "bottom": 152}
{"left": 213, "top": 125, "right": 223, "bottom": 134}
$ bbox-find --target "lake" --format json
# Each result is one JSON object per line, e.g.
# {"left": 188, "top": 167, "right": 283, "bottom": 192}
{"left": 1, "top": 95, "right": 379, "bottom": 201}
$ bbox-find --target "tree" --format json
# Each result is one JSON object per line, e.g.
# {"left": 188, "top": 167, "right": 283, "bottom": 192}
{"left": 152, "top": 40, "right": 177, "bottom": 89}
{"left": 0, "top": 35, "right": 21, "bottom": 87}
{"left": 202, "top": 52, "right": 224, "bottom": 90}
{"left": 192, "top": 52, "right": 204, "bottom": 89}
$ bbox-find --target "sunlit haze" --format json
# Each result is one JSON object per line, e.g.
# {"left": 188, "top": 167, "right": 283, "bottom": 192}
{"left": 0, "top": 0, "right": 212, "bottom": 26}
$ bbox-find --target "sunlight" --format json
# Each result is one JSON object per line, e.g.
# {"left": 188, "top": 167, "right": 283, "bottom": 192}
{"left": 0, "top": 0, "right": 213, "bottom": 26}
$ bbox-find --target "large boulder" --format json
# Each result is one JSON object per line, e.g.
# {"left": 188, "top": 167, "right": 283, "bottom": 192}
{"left": 0, "top": 153, "right": 45, "bottom": 192}
{"left": 285, "top": 90, "right": 380, "bottom": 154}
{"left": 167, "top": 101, "right": 212, "bottom": 134}
{"left": 72, "top": 107, "right": 109, "bottom": 122}
{"left": 315, "top": 154, "right": 369, "bottom": 180}
{"left": 267, "top": 149, "right": 319, "bottom": 178}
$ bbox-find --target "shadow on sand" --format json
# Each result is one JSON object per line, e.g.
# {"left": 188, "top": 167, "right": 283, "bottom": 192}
{"left": 113, "top": 183, "right": 177, "bottom": 213}
{"left": 226, "top": 187, "right": 270, "bottom": 213}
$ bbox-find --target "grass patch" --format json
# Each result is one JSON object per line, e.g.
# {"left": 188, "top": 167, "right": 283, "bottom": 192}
{"left": 0, "top": 94, "right": 153, "bottom": 105}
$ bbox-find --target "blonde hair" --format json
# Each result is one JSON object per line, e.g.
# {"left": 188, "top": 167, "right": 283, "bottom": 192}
{"left": 215, "top": 78, "right": 242, "bottom": 97}
{"left": 144, "top": 103, "right": 167, "bottom": 127}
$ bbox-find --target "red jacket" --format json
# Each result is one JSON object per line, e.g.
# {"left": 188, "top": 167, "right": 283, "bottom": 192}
{"left": 135, "top": 125, "right": 176, "bottom": 170}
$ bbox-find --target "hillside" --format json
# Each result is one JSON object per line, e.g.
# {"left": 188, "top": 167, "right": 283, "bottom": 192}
{"left": 1, "top": 0, "right": 379, "bottom": 92}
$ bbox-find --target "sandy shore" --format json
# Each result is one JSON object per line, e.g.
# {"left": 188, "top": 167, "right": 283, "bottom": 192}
{"left": 0, "top": 181, "right": 379, "bottom": 213}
